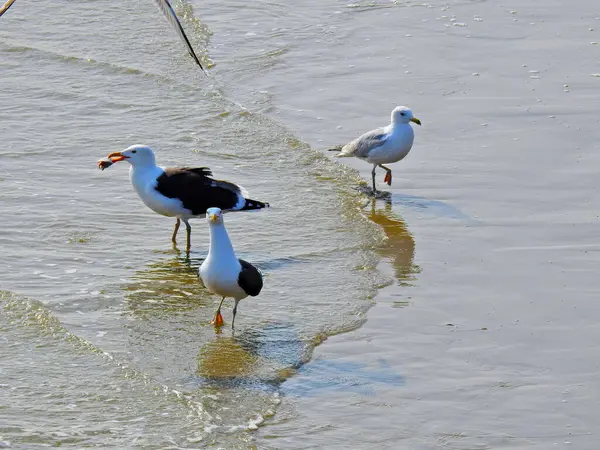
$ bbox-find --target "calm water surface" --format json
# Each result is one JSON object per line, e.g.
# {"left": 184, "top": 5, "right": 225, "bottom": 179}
{"left": 2, "top": 0, "right": 600, "bottom": 448}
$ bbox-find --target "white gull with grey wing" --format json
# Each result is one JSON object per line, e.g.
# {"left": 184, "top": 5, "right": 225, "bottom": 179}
{"left": 331, "top": 106, "right": 421, "bottom": 193}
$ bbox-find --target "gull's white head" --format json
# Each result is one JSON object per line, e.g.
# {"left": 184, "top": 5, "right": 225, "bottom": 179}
{"left": 207, "top": 207, "right": 224, "bottom": 225}
{"left": 391, "top": 106, "right": 421, "bottom": 126}
{"left": 107, "top": 145, "right": 156, "bottom": 167}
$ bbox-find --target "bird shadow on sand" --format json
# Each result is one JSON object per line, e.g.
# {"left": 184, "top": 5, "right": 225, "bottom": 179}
{"left": 355, "top": 185, "right": 480, "bottom": 225}
{"left": 119, "top": 252, "right": 209, "bottom": 318}
{"left": 280, "top": 357, "right": 404, "bottom": 397}
{"left": 392, "top": 193, "right": 479, "bottom": 224}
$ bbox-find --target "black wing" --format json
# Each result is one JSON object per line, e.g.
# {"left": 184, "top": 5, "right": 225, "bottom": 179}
{"left": 237, "top": 259, "right": 263, "bottom": 297}
{"left": 155, "top": 167, "right": 242, "bottom": 216}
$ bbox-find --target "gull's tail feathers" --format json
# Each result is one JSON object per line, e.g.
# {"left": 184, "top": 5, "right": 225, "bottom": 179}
{"left": 240, "top": 199, "right": 269, "bottom": 211}
{"left": 328, "top": 145, "right": 353, "bottom": 158}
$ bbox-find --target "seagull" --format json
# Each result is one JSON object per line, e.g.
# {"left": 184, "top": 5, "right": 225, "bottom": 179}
{"left": 199, "top": 207, "right": 263, "bottom": 329}
{"left": 329, "top": 106, "right": 421, "bottom": 193}
{"left": 99, "top": 145, "right": 268, "bottom": 252}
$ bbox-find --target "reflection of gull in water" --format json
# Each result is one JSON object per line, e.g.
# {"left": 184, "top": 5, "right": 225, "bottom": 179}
{"left": 367, "top": 198, "right": 419, "bottom": 285}
{"left": 194, "top": 323, "right": 307, "bottom": 388}
{"left": 197, "top": 335, "right": 260, "bottom": 379}
{"left": 120, "top": 253, "right": 209, "bottom": 317}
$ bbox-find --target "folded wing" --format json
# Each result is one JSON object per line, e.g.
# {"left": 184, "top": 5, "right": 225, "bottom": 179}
{"left": 155, "top": 167, "right": 243, "bottom": 215}
{"left": 237, "top": 259, "right": 263, "bottom": 297}
{"left": 339, "top": 128, "right": 388, "bottom": 159}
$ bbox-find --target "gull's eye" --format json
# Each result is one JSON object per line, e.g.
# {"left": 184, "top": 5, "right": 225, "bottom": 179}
{"left": 132, "top": 150, "right": 137, "bottom": 154}
{"left": 400, "top": 112, "right": 405, "bottom": 116}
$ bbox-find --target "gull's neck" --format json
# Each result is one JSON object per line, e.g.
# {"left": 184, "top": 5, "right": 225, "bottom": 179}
{"left": 207, "top": 222, "right": 237, "bottom": 262}
{"left": 129, "top": 163, "right": 165, "bottom": 199}
{"left": 390, "top": 120, "right": 410, "bottom": 132}
{"left": 129, "top": 161, "right": 160, "bottom": 173}
{"left": 129, "top": 162, "right": 163, "bottom": 181}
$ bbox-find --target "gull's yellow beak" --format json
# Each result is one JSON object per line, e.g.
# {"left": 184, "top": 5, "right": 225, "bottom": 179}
{"left": 410, "top": 117, "right": 422, "bottom": 126}
{"left": 107, "top": 152, "right": 128, "bottom": 162}
{"left": 208, "top": 213, "right": 219, "bottom": 222}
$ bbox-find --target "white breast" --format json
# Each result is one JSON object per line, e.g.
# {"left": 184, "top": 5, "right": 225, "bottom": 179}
{"left": 129, "top": 166, "right": 190, "bottom": 218}
{"left": 199, "top": 256, "right": 246, "bottom": 299}
{"left": 199, "top": 221, "right": 249, "bottom": 300}
{"left": 366, "top": 125, "right": 414, "bottom": 165}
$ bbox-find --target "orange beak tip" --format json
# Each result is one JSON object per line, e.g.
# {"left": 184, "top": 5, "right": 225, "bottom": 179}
{"left": 106, "top": 152, "right": 127, "bottom": 163}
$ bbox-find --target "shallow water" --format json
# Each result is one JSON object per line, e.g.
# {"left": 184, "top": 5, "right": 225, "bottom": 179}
{"left": 2, "top": 0, "right": 600, "bottom": 448}
{"left": 0, "top": 1, "right": 387, "bottom": 447}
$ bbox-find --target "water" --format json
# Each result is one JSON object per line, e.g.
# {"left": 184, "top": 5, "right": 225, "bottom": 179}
{"left": 2, "top": 0, "right": 600, "bottom": 448}
{"left": 0, "top": 1, "right": 386, "bottom": 446}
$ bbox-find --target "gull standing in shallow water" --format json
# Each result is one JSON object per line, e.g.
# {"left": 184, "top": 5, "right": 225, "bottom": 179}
{"left": 98, "top": 145, "right": 268, "bottom": 253}
{"left": 199, "top": 207, "right": 263, "bottom": 329}
{"left": 330, "top": 106, "right": 421, "bottom": 194}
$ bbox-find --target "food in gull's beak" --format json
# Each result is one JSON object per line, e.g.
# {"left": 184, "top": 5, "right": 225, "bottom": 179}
{"left": 98, "top": 160, "right": 113, "bottom": 171}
